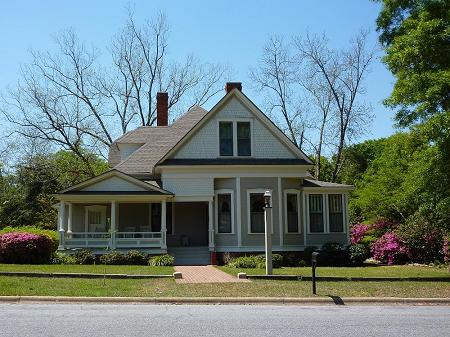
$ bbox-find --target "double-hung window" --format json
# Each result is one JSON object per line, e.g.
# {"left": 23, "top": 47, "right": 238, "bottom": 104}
{"left": 237, "top": 122, "right": 251, "bottom": 156}
{"left": 309, "top": 194, "right": 324, "bottom": 233}
{"left": 285, "top": 192, "right": 300, "bottom": 233}
{"left": 219, "top": 122, "right": 233, "bottom": 156}
{"left": 216, "top": 192, "right": 233, "bottom": 234}
{"left": 249, "top": 192, "right": 265, "bottom": 233}
{"left": 219, "top": 121, "right": 251, "bottom": 157}
{"left": 328, "top": 194, "right": 344, "bottom": 232}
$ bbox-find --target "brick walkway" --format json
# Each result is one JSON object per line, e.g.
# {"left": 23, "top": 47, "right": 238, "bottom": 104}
{"left": 174, "top": 266, "right": 249, "bottom": 284}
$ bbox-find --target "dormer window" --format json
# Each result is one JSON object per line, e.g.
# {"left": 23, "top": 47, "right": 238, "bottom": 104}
{"left": 219, "top": 120, "right": 252, "bottom": 157}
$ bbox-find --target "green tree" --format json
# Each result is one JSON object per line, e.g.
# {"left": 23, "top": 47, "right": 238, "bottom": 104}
{"left": 0, "top": 150, "right": 107, "bottom": 229}
{"left": 375, "top": 0, "right": 450, "bottom": 126}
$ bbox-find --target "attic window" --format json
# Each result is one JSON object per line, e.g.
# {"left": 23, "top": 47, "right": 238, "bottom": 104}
{"left": 219, "top": 122, "right": 233, "bottom": 156}
{"left": 219, "top": 120, "right": 252, "bottom": 157}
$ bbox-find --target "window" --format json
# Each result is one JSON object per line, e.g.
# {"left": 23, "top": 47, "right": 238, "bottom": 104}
{"left": 328, "top": 194, "right": 344, "bottom": 232}
{"left": 217, "top": 193, "right": 233, "bottom": 233}
{"left": 237, "top": 122, "right": 251, "bottom": 156}
{"left": 219, "top": 122, "right": 233, "bottom": 156}
{"left": 218, "top": 120, "right": 252, "bottom": 157}
{"left": 249, "top": 193, "right": 265, "bottom": 233}
{"left": 286, "top": 193, "right": 299, "bottom": 233}
{"left": 309, "top": 194, "right": 324, "bottom": 233}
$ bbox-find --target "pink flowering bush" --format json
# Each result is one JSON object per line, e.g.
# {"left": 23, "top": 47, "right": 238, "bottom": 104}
{"left": 350, "top": 223, "right": 370, "bottom": 244}
{"left": 443, "top": 238, "right": 450, "bottom": 264}
{"left": 0, "top": 232, "right": 53, "bottom": 264}
{"left": 371, "top": 232, "right": 409, "bottom": 265}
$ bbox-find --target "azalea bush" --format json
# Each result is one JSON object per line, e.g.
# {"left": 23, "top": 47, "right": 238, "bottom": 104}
{"left": 0, "top": 226, "right": 58, "bottom": 252}
{"left": 371, "top": 232, "right": 409, "bottom": 265}
{"left": 350, "top": 223, "right": 370, "bottom": 244}
{"left": 0, "top": 232, "right": 53, "bottom": 264}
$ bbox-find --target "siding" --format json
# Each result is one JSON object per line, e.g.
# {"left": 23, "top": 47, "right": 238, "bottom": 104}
{"left": 81, "top": 176, "right": 146, "bottom": 192}
{"left": 172, "top": 97, "right": 296, "bottom": 159}
{"left": 163, "top": 177, "right": 213, "bottom": 196}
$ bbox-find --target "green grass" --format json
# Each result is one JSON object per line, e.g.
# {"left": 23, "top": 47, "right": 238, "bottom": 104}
{"left": 0, "top": 264, "right": 173, "bottom": 275}
{"left": 0, "top": 276, "right": 449, "bottom": 298}
{"left": 218, "top": 265, "right": 450, "bottom": 278}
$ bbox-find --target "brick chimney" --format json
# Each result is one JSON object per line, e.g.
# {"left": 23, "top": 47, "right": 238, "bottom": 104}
{"left": 156, "top": 92, "right": 168, "bottom": 126}
{"left": 225, "top": 82, "right": 242, "bottom": 93}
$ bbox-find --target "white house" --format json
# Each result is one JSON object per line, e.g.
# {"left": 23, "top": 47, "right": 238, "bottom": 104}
{"left": 55, "top": 82, "right": 353, "bottom": 265}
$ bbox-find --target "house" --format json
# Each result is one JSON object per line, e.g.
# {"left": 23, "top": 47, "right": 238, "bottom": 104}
{"left": 55, "top": 82, "right": 353, "bottom": 265}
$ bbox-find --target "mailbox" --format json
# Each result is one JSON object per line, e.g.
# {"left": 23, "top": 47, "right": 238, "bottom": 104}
{"left": 311, "top": 252, "right": 319, "bottom": 263}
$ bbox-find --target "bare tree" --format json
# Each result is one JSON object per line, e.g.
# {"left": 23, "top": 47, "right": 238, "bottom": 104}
{"left": 294, "top": 31, "right": 374, "bottom": 182}
{"left": 1, "top": 11, "right": 227, "bottom": 167}
{"left": 249, "top": 36, "right": 306, "bottom": 148}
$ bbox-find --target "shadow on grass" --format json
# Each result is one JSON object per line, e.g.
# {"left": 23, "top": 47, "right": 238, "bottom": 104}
{"left": 327, "top": 295, "right": 345, "bottom": 305}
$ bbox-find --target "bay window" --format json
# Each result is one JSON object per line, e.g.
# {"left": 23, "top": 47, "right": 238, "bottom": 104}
{"left": 216, "top": 192, "right": 233, "bottom": 233}
{"left": 328, "top": 194, "right": 344, "bottom": 232}
{"left": 309, "top": 194, "right": 324, "bottom": 233}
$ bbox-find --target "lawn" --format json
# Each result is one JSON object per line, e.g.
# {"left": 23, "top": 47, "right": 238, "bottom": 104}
{"left": 218, "top": 265, "right": 450, "bottom": 278}
{"left": 0, "top": 264, "right": 173, "bottom": 275}
{"left": 0, "top": 276, "right": 449, "bottom": 298}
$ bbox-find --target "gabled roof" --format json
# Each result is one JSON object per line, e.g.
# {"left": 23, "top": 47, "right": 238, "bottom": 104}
{"left": 112, "top": 105, "right": 208, "bottom": 174}
{"left": 57, "top": 169, "right": 173, "bottom": 195}
{"left": 158, "top": 89, "right": 313, "bottom": 166}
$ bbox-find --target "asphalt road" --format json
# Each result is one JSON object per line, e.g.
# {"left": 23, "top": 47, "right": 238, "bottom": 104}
{"left": 0, "top": 303, "right": 449, "bottom": 337}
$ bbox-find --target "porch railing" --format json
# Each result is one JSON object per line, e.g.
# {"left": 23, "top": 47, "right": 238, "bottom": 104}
{"left": 64, "top": 231, "right": 163, "bottom": 250}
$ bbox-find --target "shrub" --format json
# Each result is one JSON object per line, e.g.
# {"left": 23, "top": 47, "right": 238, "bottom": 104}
{"left": 0, "top": 232, "right": 53, "bottom": 264}
{"left": 443, "top": 237, "right": 449, "bottom": 265}
{"left": 298, "top": 260, "right": 307, "bottom": 267}
{"left": 349, "top": 244, "right": 370, "bottom": 266}
{"left": 396, "top": 216, "right": 444, "bottom": 263}
{"left": 369, "top": 218, "right": 397, "bottom": 237}
{"left": 125, "top": 250, "right": 148, "bottom": 265}
{"left": 73, "top": 249, "right": 96, "bottom": 265}
{"left": 317, "top": 242, "right": 350, "bottom": 266}
{"left": 0, "top": 226, "right": 58, "bottom": 253}
{"left": 222, "top": 252, "right": 233, "bottom": 265}
{"left": 371, "top": 232, "right": 409, "bottom": 265}
{"left": 52, "top": 251, "right": 76, "bottom": 264}
{"left": 282, "top": 252, "right": 301, "bottom": 267}
{"left": 350, "top": 223, "right": 370, "bottom": 244}
{"left": 149, "top": 254, "right": 174, "bottom": 266}
{"left": 227, "top": 256, "right": 257, "bottom": 268}
{"left": 254, "top": 254, "right": 283, "bottom": 268}
{"left": 100, "top": 251, "right": 127, "bottom": 265}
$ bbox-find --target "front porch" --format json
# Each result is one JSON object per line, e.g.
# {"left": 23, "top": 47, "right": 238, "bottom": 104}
{"left": 57, "top": 200, "right": 170, "bottom": 253}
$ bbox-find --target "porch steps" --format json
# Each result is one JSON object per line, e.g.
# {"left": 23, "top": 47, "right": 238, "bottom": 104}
{"left": 168, "top": 246, "right": 211, "bottom": 266}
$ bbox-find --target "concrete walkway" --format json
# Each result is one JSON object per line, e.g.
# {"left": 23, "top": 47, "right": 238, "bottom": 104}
{"left": 174, "top": 266, "right": 249, "bottom": 283}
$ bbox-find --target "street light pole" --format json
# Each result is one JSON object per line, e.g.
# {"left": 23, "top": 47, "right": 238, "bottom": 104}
{"left": 264, "top": 190, "right": 273, "bottom": 275}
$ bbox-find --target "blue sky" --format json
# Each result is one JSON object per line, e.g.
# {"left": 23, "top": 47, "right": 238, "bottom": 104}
{"left": 0, "top": 0, "right": 396, "bottom": 141}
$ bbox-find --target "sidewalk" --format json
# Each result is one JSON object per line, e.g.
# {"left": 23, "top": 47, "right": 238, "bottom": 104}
{"left": 174, "top": 266, "right": 249, "bottom": 283}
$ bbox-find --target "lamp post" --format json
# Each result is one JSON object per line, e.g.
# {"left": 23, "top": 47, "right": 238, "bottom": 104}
{"left": 264, "top": 190, "right": 273, "bottom": 275}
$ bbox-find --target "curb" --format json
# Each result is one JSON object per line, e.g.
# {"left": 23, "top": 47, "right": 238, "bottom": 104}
{"left": 0, "top": 272, "right": 173, "bottom": 279}
{"left": 246, "top": 275, "right": 450, "bottom": 282}
{"left": 0, "top": 296, "right": 449, "bottom": 305}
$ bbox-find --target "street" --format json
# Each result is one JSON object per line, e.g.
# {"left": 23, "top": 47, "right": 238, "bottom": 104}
{"left": 0, "top": 303, "right": 449, "bottom": 337}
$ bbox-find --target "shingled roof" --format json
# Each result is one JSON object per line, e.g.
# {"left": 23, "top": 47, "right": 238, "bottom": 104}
{"left": 110, "top": 105, "right": 208, "bottom": 175}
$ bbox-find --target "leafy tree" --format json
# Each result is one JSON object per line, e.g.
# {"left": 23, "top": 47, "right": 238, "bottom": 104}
{"left": 375, "top": 0, "right": 450, "bottom": 126}
{"left": 0, "top": 150, "right": 107, "bottom": 229}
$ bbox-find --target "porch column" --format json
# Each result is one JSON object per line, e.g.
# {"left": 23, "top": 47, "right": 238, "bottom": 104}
{"left": 208, "top": 200, "right": 215, "bottom": 251}
{"left": 161, "top": 200, "right": 167, "bottom": 249}
{"left": 110, "top": 200, "right": 117, "bottom": 249}
{"left": 67, "top": 203, "right": 73, "bottom": 235}
{"left": 58, "top": 200, "right": 66, "bottom": 250}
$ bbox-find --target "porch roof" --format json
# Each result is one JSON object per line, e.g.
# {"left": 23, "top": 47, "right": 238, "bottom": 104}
{"left": 56, "top": 169, "right": 174, "bottom": 200}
